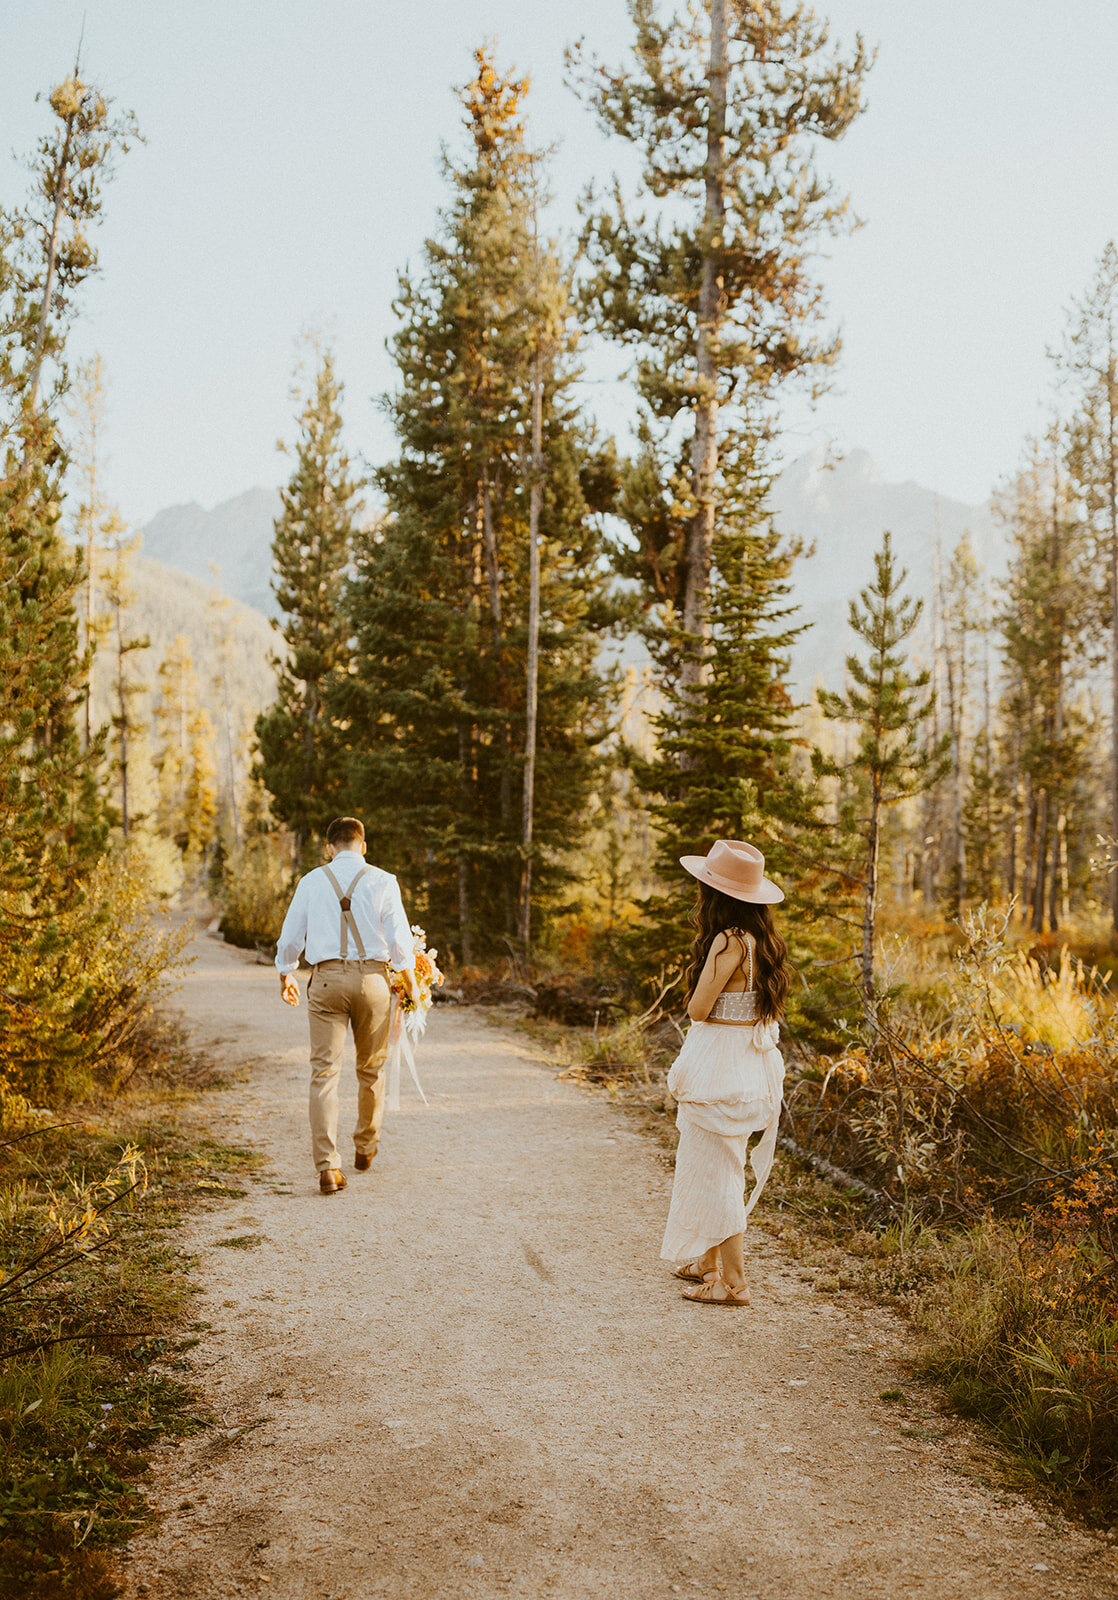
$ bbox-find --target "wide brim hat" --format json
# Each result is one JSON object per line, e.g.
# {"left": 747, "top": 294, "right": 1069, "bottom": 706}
{"left": 679, "top": 839, "right": 785, "bottom": 905}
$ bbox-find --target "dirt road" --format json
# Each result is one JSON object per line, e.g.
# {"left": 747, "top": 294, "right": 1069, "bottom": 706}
{"left": 127, "top": 934, "right": 1116, "bottom": 1600}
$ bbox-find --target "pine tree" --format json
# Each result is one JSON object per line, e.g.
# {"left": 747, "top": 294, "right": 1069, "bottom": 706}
{"left": 937, "top": 530, "right": 985, "bottom": 913}
{"left": 101, "top": 529, "right": 149, "bottom": 837}
{"left": 256, "top": 348, "right": 361, "bottom": 860}
{"left": 24, "top": 72, "right": 141, "bottom": 412}
{"left": 210, "top": 583, "right": 252, "bottom": 849}
{"left": 962, "top": 726, "right": 1009, "bottom": 904}
{"left": 570, "top": 0, "right": 870, "bottom": 686}
{"left": 626, "top": 436, "right": 818, "bottom": 953}
{"left": 335, "top": 50, "right": 619, "bottom": 962}
{"left": 65, "top": 355, "right": 116, "bottom": 748}
{"left": 182, "top": 709, "right": 218, "bottom": 865}
{"left": 0, "top": 69, "right": 137, "bottom": 1095}
{"left": 814, "top": 533, "right": 950, "bottom": 1000}
{"left": 0, "top": 67, "right": 136, "bottom": 932}
{"left": 0, "top": 221, "right": 103, "bottom": 949}
{"left": 569, "top": 2, "right": 869, "bottom": 972}
{"left": 1058, "top": 242, "right": 1118, "bottom": 929}
{"left": 997, "top": 438, "right": 1091, "bottom": 932}
{"left": 155, "top": 635, "right": 217, "bottom": 862}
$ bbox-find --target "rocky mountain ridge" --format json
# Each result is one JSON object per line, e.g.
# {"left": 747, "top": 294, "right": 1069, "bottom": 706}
{"left": 136, "top": 450, "right": 1000, "bottom": 693}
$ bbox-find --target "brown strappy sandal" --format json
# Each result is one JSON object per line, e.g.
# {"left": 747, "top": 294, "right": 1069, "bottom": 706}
{"left": 682, "top": 1276, "right": 751, "bottom": 1308}
{"left": 673, "top": 1260, "right": 718, "bottom": 1284}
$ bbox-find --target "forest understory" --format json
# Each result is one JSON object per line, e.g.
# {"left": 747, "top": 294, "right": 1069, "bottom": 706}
{"left": 0, "top": 1000, "right": 262, "bottom": 1599}
{"left": 511, "top": 903, "right": 1118, "bottom": 1533}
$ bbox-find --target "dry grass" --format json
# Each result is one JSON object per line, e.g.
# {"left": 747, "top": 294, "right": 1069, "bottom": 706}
{"left": 513, "top": 905, "right": 1118, "bottom": 1525}
{"left": 0, "top": 1074, "right": 262, "bottom": 1597}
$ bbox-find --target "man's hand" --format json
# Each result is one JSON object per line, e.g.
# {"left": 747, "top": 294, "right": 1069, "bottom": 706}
{"left": 403, "top": 969, "right": 421, "bottom": 1008}
{"left": 280, "top": 973, "right": 300, "bottom": 1007}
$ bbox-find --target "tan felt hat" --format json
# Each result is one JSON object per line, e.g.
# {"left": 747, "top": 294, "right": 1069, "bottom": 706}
{"left": 679, "top": 839, "right": 785, "bottom": 905}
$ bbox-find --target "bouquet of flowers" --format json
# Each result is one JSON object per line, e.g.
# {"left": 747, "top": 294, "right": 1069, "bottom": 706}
{"left": 385, "top": 927, "right": 444, "bottom": 1111}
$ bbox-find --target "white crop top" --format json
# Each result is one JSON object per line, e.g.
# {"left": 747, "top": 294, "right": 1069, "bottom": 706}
{"left": 708, "top": 988, "right": 760, "bottom": 1022}
{"left": 708, "top": 932, "right": 759, "bottom": 1022}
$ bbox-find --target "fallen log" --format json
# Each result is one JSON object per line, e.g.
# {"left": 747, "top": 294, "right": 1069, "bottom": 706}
{"left": 532, "top": 981, "right": 621, "bottom": 1027}
{"left": 776, "top": 1134, "right": 891, "bottom": 1209}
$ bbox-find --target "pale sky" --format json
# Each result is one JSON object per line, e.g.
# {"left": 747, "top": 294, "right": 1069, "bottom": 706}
{"left": 4, "top": 0, "right": 1118, "bottom": 522}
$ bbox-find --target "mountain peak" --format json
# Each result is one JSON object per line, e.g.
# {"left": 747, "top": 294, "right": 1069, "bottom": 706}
{"left": 141, "top": 487, "right": 282, "bottom": 617}
{"left": 832, "top": 447, "right": 884, "bottom": 486}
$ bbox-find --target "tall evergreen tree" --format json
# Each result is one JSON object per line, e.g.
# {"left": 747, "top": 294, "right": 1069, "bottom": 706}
{"left": 962, "top": 726, "right": 1009, "bottom": 905}
{"left": 101, "top": 529, "right": 148, "bottom": 837}
{"left": 256, "top": 348, "right": 361, "bottom": 860}
{"left": 1058, "top": 242, "right": 1118, "bottom": 930}
{"left": 570, "top": 0, "right": 870, "bottom": 686}
{"left": 814, "top": 533, "right": 950, "bottom": 1000}
{"left": 996, "top": 438, "right": 1091, "bottom": 932}
{"left": 0, "top": 69, "right": 136, "bottom": 1093}
{"left": 0, "top": 222, "right": 102, "bottom": 947}
{"left": 66, "top": 354, "right": 114, "bottom": 749}
{"left": 334, "top": 50, "right": 619, "bottom": 962}
{"left": 569, "top": 1, "right": 869, "bottom": 966}
{"left": 937, "top": 530, "right": 985, "bottom": 913}
{"left": 623, "top": 423, "right": 820, "bottom": 951}
{"left": 155, "top": 635, "right": 217, "bottom": 862}
{"left": 24, "top": 72, "right": 141, "bottom": 412}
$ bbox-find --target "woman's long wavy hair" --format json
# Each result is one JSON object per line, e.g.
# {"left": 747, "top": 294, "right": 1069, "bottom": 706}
{"left": 684, "top": 882, "right": 790, "bottom": 1023}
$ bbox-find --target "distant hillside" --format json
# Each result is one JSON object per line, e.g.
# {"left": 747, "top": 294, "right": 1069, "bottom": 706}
{"left": 134, "top": 451, "right": 1001, "bottom": 701}
{"left": 90, "top": 553, "right": 277, "bottom": 738}
{"left": 771, "top": 446, "right": 999, "bottom": 690}
{"left": 141, "top": 488, "right": 281, "bottom": 618}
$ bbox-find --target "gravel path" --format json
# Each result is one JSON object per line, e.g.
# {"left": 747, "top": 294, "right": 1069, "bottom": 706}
{"left": 126, "top": 934, "right": 1117, "bottom": 1600}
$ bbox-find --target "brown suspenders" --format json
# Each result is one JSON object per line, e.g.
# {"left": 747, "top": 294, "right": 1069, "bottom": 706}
{"left": 321, "top": 864, "right": 373, "bottom": 959}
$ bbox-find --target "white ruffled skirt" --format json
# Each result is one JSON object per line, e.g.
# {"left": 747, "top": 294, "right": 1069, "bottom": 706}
{"left": 660, "top": 1018, "right": 785, "bottom": 1264}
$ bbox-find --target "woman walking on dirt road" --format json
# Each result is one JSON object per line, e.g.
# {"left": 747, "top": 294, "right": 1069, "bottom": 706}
{"left": 661, "top": 840, "right": 790, "bottom": 1308}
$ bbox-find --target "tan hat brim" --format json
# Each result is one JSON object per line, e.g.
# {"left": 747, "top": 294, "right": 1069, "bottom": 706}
{"left": 679, "top": 855, "right": 785, "bottom": 904}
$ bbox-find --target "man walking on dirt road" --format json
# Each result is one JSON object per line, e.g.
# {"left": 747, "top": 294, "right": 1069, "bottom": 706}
{"left": 275, "top": 817, "right": 419, "bottom": 1194}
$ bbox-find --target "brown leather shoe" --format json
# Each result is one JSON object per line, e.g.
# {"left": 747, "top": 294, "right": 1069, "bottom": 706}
{"left": 354, "top": 1148, "right": 377, "bottom": 1172}
{"left": 319, "top": 1168, "right": 346, "bottom": 1194}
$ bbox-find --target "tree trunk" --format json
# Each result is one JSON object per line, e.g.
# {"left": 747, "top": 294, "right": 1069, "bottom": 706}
{"left": 115, "top": 595, "right": 129, "bottom": 839}
{"left": 221, "top": 662, "right": 241, "bottom": 848}
{"left": 84, "top": 515, "right": 95, "bottom": 751}
{"left": 936, "top": 542, "right": 965, "bottom": 915}
{"left": 480, "top": 473, "right": 516, "bottom": 935}
{"left": 480, "top": 474, "right": 502, "bottom": 634}
{"left": 1050, "top": 806, "right": 1068, "bottom": 930}
{"left": 1007, "top": 738, "right": 1020, "bottom": 902}
{"left": 944, "top": 631, "right": 966, "bottom": 916}
{"left": 1023, "top": 783, "right": 1037, "bottom": 922}
{"left": 28, "top": 114, "right": 76, "bottom": 413}
{"left": 1031, "top": 787, "right": 1049, "bottom": 934}
{"left": 1050, "top": 646, "right": 1065, "bottom": 933}
{"left": 681, "top": 0, "right": 727, "bottom": 691}
{"left": 861, "top": 786, "right": 881, "bottom": 1002}
{"left": 457, "top": 724, "right": 473, "bottom": 966}
{"left": 919, "top": 790, "right": 936, "bottom": 907}
{"left": 518, "top": 349, "right": 544, "bottom": 950}
{"left": 177, "top": 655, "right": 188, "bottom": 818}
{"left": 1108, "top": 350, "right": 1118, "bottom": 932}
{"left": 457, "top": 859, "right": 472, "bottom": 967}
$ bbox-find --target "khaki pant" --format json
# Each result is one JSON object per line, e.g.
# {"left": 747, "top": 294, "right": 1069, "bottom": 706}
{"left": 307, "top": 959, "right": 391, "bottom": 1172}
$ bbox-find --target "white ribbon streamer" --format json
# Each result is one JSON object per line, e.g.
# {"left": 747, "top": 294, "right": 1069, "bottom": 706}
{"left": 385, "top": 996, "right": 430, "bottom": 1112}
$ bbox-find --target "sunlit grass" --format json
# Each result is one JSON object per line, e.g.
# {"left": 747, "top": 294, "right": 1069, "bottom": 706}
{"left": 530, "top": 900, "right": 1118, "bottom": 1525}
{"left": 0, "top": 1104, "right": 259, "bottom": 1598}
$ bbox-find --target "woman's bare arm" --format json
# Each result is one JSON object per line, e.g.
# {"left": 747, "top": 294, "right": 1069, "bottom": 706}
{"left": 687, "top": 933, "right": 747, "bottom": 1022}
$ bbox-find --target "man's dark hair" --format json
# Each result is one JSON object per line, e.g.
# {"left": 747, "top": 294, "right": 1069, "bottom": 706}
{"left": 326, "top": 817, "right": 365, "bottom": 848}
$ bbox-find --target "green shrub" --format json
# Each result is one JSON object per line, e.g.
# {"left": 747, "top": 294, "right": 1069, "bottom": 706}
{"left": 0, "top": 844, "right": 189, "bottom": 1109}
{"left": 216, "top": 837, "right": 291, "bottom": 952}
{"left": 912, "top": 1218, "right": 1118, "bottom": 1518}
{"left": 0, "top": 1116, "right": 259, "bottom": 1597}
